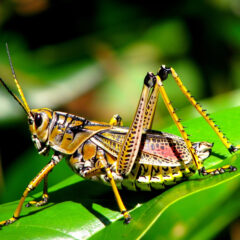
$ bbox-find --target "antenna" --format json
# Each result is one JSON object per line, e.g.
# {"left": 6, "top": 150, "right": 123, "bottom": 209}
{"left": 5, "top": 43, "right": 31, "bottom": 114}
{"left": 0, "top": 77, "right": 29, "bottom": 114}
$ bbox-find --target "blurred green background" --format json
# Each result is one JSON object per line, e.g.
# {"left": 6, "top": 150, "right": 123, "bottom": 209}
{"left": 0, "top": 0, "right": 240, "bottom": 239}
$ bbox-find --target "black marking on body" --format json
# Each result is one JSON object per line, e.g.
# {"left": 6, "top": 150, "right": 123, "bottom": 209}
{"left": 69, "top": 125, "right": 84, "bottom": 137}
{"left": 62, "top": 113, "right": 68, "bottom": 126}
{"left": 65, "top": 117, "right": 87, "bottom": 139}
{"left": 162, "top": 167, "right": 169, "bottom": 172}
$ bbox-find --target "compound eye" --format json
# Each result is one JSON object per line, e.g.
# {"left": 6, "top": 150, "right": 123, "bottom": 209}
{"left": 34, "top": 113, "right": 42, "bottom": 128}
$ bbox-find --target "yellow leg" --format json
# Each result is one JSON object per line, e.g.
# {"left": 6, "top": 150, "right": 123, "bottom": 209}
{"left": 105, "top": 167, "right": 131, "bottom": 224}
{"left": 83, "top": 149, "right": 131, "bottom": 223}
{"left": 200, "top": 165, "right": 237, "bottom": 176}
{"left": 84, "top": 165, "right": 130, "bottom": 223}
{"left": 157, "top": 66, "right": 238, "bottom": 175}
{"left": 156, "top": 75, "right": 202, "bottom": 170}
{"left": 25, "top": 175, "right": 49, "bottom": 207}
{"left": 0, "top": 158, "right": 60, "bottom": 227}
{"left": 170, "top": 67, "right": 239, "bottom": 153}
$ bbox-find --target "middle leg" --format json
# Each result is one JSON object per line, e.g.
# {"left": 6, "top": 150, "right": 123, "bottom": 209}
{"left": 82, "top": 148, "right": 131, "bottom": 223}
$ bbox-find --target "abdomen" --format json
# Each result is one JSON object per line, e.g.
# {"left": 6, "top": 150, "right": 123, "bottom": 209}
{"left": 119, "top": 131, "right": 197, "bottom": 191}
{"left": 69, "top": 129, "right": 198, "bottom": 191}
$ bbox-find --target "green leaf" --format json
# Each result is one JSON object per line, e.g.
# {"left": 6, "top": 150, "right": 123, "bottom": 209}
{"left": 0, "top": 107, "right": 240, "bottom": 239}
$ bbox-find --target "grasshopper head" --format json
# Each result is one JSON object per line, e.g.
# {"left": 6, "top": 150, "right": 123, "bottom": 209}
{"left": 0, "top": 45, "right": 53, "bottom": 154}
{"left": 29, "top": 109, "right": 53, "bottom": 151}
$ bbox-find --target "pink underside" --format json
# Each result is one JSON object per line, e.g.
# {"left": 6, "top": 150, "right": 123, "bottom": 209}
{"left": 142, "top": 142, "right": 185, "bottom": 160}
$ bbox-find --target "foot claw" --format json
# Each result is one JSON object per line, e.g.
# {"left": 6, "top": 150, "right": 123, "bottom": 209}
{"left": 122, "top": 210, "right": 131, "bottom": 224}
{"left": 228, "top": 145, "right": 240, "bottom": 153}
{"left": 229, "top": 166, "right": 237, "bottom": 172}
{"left": 25, "top": 195, "right": 48, "bottom": 208}
{"left": 0, "top": 217, "right": 17, "bottom": 227}
{"left": 124, "top": 216, "right": 131, "bottom": 224}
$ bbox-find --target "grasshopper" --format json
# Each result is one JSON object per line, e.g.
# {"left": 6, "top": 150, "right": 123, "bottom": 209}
{"left": 0, "top": 45, "right": 239, "bottom": 226}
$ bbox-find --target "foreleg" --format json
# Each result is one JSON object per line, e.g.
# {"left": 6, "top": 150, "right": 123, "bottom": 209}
{"left": 84, "top": 149, "right": 131, "bottom": 223}
{"left": 0, "top": 153, "right": 62, "bottom": 227}
{"left": 25, "top": 174, "right": 49, "bottom": 207}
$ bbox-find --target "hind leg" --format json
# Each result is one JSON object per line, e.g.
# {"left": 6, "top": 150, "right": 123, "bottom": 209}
{"left": 169, "top": 67, "right": 239, "bottom": 153}
{"left": 0, "top": 154, "right": 62, "bottom": 227}
{"left": 157, "top": 66, "right": 238, "bottom": 175}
